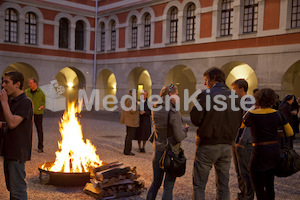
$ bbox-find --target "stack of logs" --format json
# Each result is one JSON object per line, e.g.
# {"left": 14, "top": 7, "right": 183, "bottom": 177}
{"left": 83, "top": 162, "right": 144, "bottom": 199}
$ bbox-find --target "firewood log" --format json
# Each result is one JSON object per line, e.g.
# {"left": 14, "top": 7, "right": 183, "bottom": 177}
{"left": 97, "top": 167, "right": 131, "bottom": 180}
{"left": 98, "top": 179, "right": 134, "bottom": 188}
{"left": 83, "top": 183, "right": 105, "bottom": 198}
{"left": 93, "top": 161, "right": 123, "bottom": 174}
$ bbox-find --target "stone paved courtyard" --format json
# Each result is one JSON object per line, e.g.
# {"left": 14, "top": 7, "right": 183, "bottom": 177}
{"left": 0, "top": 110, "right": 300, "bottom": 200}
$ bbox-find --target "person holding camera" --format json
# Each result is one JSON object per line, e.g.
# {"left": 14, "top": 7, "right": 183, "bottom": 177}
{"left": 146, "top": 84, "right": 188, "bottom": 200}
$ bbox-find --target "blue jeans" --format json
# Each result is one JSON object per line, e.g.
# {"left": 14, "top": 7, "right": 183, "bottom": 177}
{"left": 146, "top": 150, "right": 176, "bottom": 200}
{"left": 193, "top": 144, "right": 232, "bottom": 200}
{"left": 4, "top": 159, "right": 27, "bottom": 200}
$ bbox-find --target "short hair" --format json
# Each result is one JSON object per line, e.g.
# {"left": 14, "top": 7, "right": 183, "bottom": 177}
{"left": 160, "top": 84, "right": 178, "bottom": 100}
{"left": 4, "top": 71, "right": 24, "bottom": 90}
{"left": 254, "top": 88, "right": 278, "bottom": 108}
{"left": 203, "top": 67, "right": 225, "bottom": 83}
{"left": 231, "top": 79, "right": 248, "bottom": 92}
{"left": 28, "top": 77, "right": 38, "bottom": 83}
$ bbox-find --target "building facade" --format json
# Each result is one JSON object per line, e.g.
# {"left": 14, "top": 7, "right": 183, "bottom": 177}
{"left": 0, "top": 0, "right": 300, "bottom": 112}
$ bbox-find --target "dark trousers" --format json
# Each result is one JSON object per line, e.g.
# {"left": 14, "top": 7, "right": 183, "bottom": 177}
{"left": 123, "top": 126, "right": 137, "bottom": 154}
{"left": 146, "top": 151, "right": 176, "bottom": 200}
{"left": 34, "top": 114, "right": 44, "bottom": 150}
{"left": 251, "top": 168, "right": 276, "bottom": 200}
{"left": 4, "top": 158, "right": 27, "bottom": 200}
{"left": 232, "top": 144, "right": 254, "bottom": 200}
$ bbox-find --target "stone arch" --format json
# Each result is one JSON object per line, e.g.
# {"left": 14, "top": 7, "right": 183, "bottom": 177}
{"left": 2, "top": 62, "right": 38, "bottom": 90}
{"left": 163, "top": 1, "right": 183, "bottom": 18}
{"left": 281, "top": 60, "right": 300, "bottom": 98}
{"left": 73, "top": 16, "right": 91, "bottom": 51}
{"left": 22, "top": 6, "right": 44, "bottom": 20}
{"left": 56, "top": 67, "right": 86, "bottom": 102}
{"left": 140, "top": 7, "right": 156, "bottom": 22}
{"left": 0, "top": 2, "right": 22, "bottom": 14}
{"left": 222, "top": 61, "right": 258, "bottom": 95}
{"left": 125, "top": 10, "right": 141, "bottom": 25}
{"left": 127, "top": 67, "right": 152, "bottom": 99}
{"left": 96, "top": 69, "right": 117, "bottom": 109}
{"left": 182, "top": 0, "right": 201, "bottom": 10}
{"left": 107, "top": 15, "right": 119, "bottom": 28}
{"left": 165, "top": 65, "right": 196, "bottom": 114}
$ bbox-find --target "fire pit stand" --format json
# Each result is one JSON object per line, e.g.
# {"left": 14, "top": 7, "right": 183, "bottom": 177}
{"left": 38, "top": 162, "right": 91, "bottom": 187}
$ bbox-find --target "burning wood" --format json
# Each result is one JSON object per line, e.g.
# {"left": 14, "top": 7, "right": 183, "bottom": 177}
{"left": 41, "top": 102, "right": 103, "bottom": 173}
{"left": 84, "top": 162, "right": 144, "bottom": 199}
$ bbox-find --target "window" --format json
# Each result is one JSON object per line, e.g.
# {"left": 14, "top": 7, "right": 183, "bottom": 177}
{"left": 25, "top": 12, "right": 37, "bottom": 44}
{"left": 243, "top": 0, "right": 258, "bottom": 33}
{"left": 100, "top": 23, "right": 105, "bottom": 51}
{"left": 220, "top": 0, "right": 234, "bottom": 36}
{"left": 170, "top": 7, "right": 178, "bottom": 43}
{"left": 186, "top": 4, "right": 196, "bottom": 41}
{"left": 59, "top": 18, "right": 69, "bottom": 48}
{"left": 131, "top": 16, "right": 138, "bottom": 48}
{"left": 291, "top": 0, "right": 300, "bottom": 28}
{"left": 111, "top": 21, "right": 116, "bottom": 50}
{"left": 144, "top": 13, "right": 151, "bottom": 46}
{"left": 5, "top": 8, "right": 18, "bottom": 42}
{"left": 75, "top": 21, "right": 84, "bottom": 50}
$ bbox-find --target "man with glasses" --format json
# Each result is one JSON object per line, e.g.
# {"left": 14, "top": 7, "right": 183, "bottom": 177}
{"left": 190, "top": 67, "right": 243, "bottom": 200}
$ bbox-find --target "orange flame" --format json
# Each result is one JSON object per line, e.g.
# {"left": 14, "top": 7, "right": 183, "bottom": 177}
{"left": 49, "top": 102, "right": 102, "bottom": 172}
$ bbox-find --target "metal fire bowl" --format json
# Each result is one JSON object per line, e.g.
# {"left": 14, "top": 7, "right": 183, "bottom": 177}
{"left": 38, "top": 162, "right": 91, "bottom": 187}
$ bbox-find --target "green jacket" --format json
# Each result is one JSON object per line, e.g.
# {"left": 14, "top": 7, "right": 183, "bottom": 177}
{"left": 25, "top": 87, "right": 45, "bottom": 115}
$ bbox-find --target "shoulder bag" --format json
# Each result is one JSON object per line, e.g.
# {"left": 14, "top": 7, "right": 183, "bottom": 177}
{"left": 275, "top": 112, "right": 300, "bottom": 177}
{"left": 159, "top": 111, "right": 186, "bottom": 177}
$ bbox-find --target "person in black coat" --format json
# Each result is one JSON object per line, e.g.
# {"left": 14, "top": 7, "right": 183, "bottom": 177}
{"left": 291, "top": 96, "right": 299, "bottom": 134}
{"left": 278, "top": 95, "right": 295, "bottom": 147}
{"left": 134, "top": 90, "right": 151, "bottom": 153}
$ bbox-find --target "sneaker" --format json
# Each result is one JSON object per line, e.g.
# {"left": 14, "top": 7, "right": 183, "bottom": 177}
{"left": 38, "top": 149, "right": 44, "bottom": 153}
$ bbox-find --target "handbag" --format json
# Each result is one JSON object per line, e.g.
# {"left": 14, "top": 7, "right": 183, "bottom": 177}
{"left": 159, "top": 111, "right": 186, "bottom": 177}
{"left": 275, "top": 112, "right": 300, "bottom": 177}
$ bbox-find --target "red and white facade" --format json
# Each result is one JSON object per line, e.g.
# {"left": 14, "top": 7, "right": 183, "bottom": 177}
{"left": 0, "top": 0, "right": 300, "bottom": 111}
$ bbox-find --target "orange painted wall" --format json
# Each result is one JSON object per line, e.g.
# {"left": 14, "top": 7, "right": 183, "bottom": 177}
{"left": 200, "top": 12, "right": 212, "bottom": 38}
{"left": 152, "top": 3, "right": 167, "bottom": 17}
{"left": 200, "top": 0, "right": 213, "bottom": 8}
{"left": 119, "top": 28, "right": 126, "bottom": 48}
{"left": 39, "top": 8, "right": 59, "bottom": 21}
{"left": 43, "top": 24, "right": 54, "bottom": 45}
{"left": 263, "top": 0, "right": 280, "bottom": 30}
{"left": 99, "top": 0, "right": 120, "bottom": 7}
{"left": 117, "top": 12, "right": 129, "bottom": 24}
{"left": 154, "top": 21, "right": 163, "bottom": 44}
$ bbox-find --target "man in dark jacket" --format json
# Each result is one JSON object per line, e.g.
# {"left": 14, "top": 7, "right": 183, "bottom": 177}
{"left": 190, "top": 67, "right": 243, "bottom": 200}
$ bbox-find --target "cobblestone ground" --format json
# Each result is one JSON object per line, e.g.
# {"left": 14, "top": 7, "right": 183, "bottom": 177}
{"left": 0, "top": 110, "right": 300, "bottom": 200}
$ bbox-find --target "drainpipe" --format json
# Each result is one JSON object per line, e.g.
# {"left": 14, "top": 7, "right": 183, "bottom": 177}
{"left": 93, "top": 0, "right": 98, "bottom": 90}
